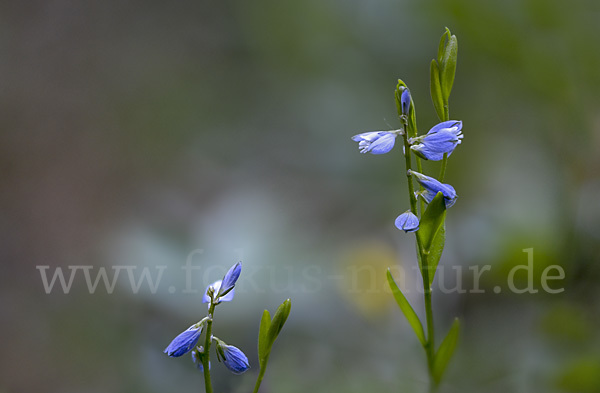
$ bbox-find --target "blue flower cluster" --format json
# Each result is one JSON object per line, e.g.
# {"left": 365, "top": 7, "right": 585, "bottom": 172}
{"left": 352, "top": 108, "right": 463, "bottom": 232}
{"left": 164, "top": 262, "right": 250, "bottom": 375}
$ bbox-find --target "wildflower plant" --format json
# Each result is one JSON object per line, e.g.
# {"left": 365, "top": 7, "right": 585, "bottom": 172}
{"left": 164, "top": 262, "right": 291, "bottom": 393}
{"left": 352, "top": 28, "right": 461, "bottom": 390}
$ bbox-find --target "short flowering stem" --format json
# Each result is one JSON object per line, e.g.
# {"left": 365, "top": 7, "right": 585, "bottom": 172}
{"left": 202, "top": 303, "right": 216, "bottom": 393}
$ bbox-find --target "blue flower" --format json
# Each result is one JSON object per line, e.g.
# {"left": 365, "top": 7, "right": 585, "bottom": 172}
{"left": 352, "top": 131, "right": 401, "bottom": 155}
{"left": 395, "top": 211, "right": 419, "bottom": 232}
{"left": 410, "top": 120, "right": 463, "bottom": 161}
{"left": 164, "top": 324, "right": 203, "bottom": 357}
{"left": 409, "top": 170, "right": 458, "bottom": 208}
{"left": 215, "top": 341, "right": 250, "bottom": 375}
{"left": 400, "top": 88, "right": 411, "bottom": 116}
{"left": 202, "top": 262, "right": 242, "bottom": 305}
{"left": 202, "top": 280, "right": 236, "bottom": 304}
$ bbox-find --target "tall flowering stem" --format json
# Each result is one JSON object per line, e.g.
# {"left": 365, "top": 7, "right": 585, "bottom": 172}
{"left": 398, "top": 86, "right": 436, "bottom": 381}
{"left": 352, "top": 28, "right": 461, "bottom": 391}
{"left": 202, "top": 302, "right": 216, "bottom": 393}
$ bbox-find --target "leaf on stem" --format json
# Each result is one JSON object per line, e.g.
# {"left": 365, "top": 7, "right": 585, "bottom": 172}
{"left": 441, "top": 34, "right": 458, "bottom": 102}
{"left": 430, "top": 60, "right": 445, "bottom": 122}
{"left": 258, "top": 309, "right": 271, "bottom": 367}
{"left": 433, "top": 318, "right": 460, "bottom": 385}
{"left": 437, "top": 28, "right": 451, "bottom": 66}
{"left": 267, "top": 298, "right": 291, "bottom": 345}
{"left": 419, "top": 192, "right": 447, "bottom": 253}
{"left": 426, "top": 225, "right": 446, "bottom": 287}
{"left": 386, "top": 269, "right": 426, "bottom": 346}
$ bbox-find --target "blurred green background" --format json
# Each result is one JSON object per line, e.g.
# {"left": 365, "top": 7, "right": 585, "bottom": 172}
{"left": 2, "top": 0, "right": 600, "bottom": 392}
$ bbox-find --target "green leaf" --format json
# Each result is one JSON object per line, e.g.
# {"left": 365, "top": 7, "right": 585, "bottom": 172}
{"left": 433, "top": 318, "right": 460, "bottom": 385}
{"left": 441, "top": 34, "right": 458, "bottom": 102}
{"left": 408, "top": 94, "right": 418, "bottom": 139}
{"left": 386, "top": 269, "right": 426, "bottom": 346}
{"left": 267, "top": 299, "right": 291, "bottom": 345}
{"left": 427, "top": 225, "right": 446, "bottom": 287}
{"left": 430, "top": 60, "right": 445, "bottom": 122}
{"left": 258, "top": 309, "right": 271, "bottom": 367}
{"left": 437, "top": 28, "right": 451, "bottom": 65}
{"left": 418, "top": 192, "right": 447, "bottom": 253}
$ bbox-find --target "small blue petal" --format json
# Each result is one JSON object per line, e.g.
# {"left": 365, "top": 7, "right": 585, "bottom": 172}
{"left": 221, "top": 344, "right": 250, "bottom": 375}
{"left": 401, "top": 89, "right": 411, "bottom": 116}
{"left": 395, "top": 211, "right": 420, "bottom": 233}
{"left": 164, "top": 325, "right": 202, "bottom": 357}
{"left": 369, "top": 133, "right": 396, "bottom": 154}
{"left": 219, "top": 288, "right": 235, "bottom": 302}
{"left": 427, "top": 120, "right": 462, "bottom": 134}
{"left": 352, "top": 131, "right": 398, "bottom": 155}
{"left": 351, "top": 131, "right": 385, "bottom": 142}
{"left": 218, "top": 262, "right": 242, "bottom": 298}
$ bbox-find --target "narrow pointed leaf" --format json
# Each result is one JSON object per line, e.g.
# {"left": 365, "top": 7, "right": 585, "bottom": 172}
{"left": 386, "top": 269, "right": 426, "bottom": 346}
{"left": 258, "top": 309, "right": 271, "bottom": 367}
{"left": 441, "top": 35, "right": 458, "bottom": 101}
{"left": 418, "top": 192, "right": 447, "bottom": 253}
{"left": 267, "top": 299, "right": 291, "bottom": 344}
{"left": 408, "top": 93, "right": 418, "bottom": 138}
{"left": 433, "top": 318, "right": 460, "bottom": 384}
{"left": 437, "top": 28, "right": 450, "bottom": 65}
{"left": 430, "top": 60, "right": 445, "bottom": 121}
{"left": 426, "top": 225, "right": 446, "bottom": 286}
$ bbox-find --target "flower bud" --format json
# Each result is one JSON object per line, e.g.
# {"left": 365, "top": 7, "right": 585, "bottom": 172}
{"left": 400, "top": 88, "right": 411, "bottom": 117}
{"left": 395, "top": 211, "right": 420, "bottom": 233}
{"left": 214, "top": 339, "right": 250, "bottom": 375}
{"left": 164, "top": 324, "right": 203, "bottom": 357}
{"left": 409, "top": 170, "right": 457, "bottom": 208}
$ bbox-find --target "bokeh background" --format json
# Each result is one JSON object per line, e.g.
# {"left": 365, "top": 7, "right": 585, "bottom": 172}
{"left": 2, "top": 0, "right": 600, "bottom": 392}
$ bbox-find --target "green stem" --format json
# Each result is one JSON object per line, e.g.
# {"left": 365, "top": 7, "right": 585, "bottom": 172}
{"left": 402, "top": 148, "right": 418, "bottom": 216}
{"left": 252, "top": 352, "right": 271, "bottom": 393}
{"left": 438, "top": 153, "right": 448, "bottom": 182}
{"left": 422, "top": 251, "right": 435, "bottom": 381}
{"left": 202, "top": 303, "right": 216, "bottom": 393}
{"left": 402, "top": 118, "right": 436, "bottom": 391}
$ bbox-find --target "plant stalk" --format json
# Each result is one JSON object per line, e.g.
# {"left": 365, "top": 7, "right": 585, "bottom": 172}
{"left": 252, "top": 352, "right": 271, "bottom": 393}
{"left": 202, "top": 303, "right": 216, "bottom": 393}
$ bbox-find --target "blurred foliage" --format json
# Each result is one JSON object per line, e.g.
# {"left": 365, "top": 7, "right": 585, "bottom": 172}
{"left": 1, "top": 0, "right": 599, "bottom": 392}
